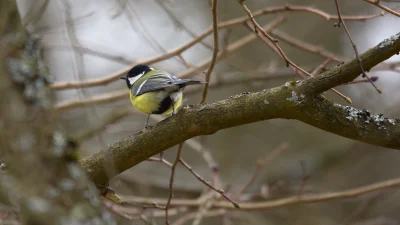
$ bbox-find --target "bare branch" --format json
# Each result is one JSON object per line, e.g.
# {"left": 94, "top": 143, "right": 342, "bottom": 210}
{"left": 363, "top": 0, "right": 400, "bottom": 17}
{"left": 240, "top": 3, "right": 351, "bottom": 103}
{"left": 199, "top": 0, "right": 219, "bottom": 104}
{"left": 122, "top": 177, "right": 400, "bottom": 210}
{"left": 240, "top": 143, "right": 288, "bottom": 194}
{"left": 49, "top": 4, "right": 394, "bottom": 90}
{"left": 55, "top": 90, "right": 127, "bottom": 110}
{"left": 171, "top": 209, "right": 226, "bottom": 225}
{"left": 334, "top": 0, "right": 381, "bottom": 94}
{"left": 179, "top": 159, "right": 239, "bottom": 208}
{"left": 165, "top": 143, "right": 184, "bottom": 225}
{"left": 271, "top": 30, "right": 343, "bottom": 62}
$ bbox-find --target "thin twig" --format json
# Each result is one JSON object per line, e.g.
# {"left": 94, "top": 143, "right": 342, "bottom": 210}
{"left": 44, "top": 44, "right": 133, "bottom": 65}
{"left": 103, "top": 200, "right": 135, "bottom": 220}
{"left": 165, "top": 143, "right": 184, "bottom": 225}
{"left": 185, "top": 139, "right": 219, "bottom": 175}
{"left": 58, "top": 0, "right": 107, "bottom": 148}
{"left": 155, "top": 0, "right": 212, "bottom": 50}
{"left": 185, "top": 138, "right": 222, "bottom": 189}
{"left": 122, "top": 177, "right": 400, "bottom": 210}
{"left": 49, "top": 4, "right": 392, "bottom": 90}
{"left": 363, "top": 0, "right": 400, "bottom": 17}
{"left": 191, "top": 196, "right": 215, "bottom": 225}
{"left": 55, "top": 90, "right": 127, "bottom": 110}
{"left": 237, "top": 0, "right": 290, "bottom": 66}
{"left": 125, "top": 1, "right": 188, "bottom": 67}
{"left": 156, "top": 0, "right": 255, "bottom": 73}
{"left": 297, "top": 160, "right": 310, "bottom": 196}
{"left": 171, "top": 209, "right": 226, "bottom": 225}
{"left": 179, "top": 17, "right": 285, "bottom": 79}
{"left": 21, "top": 0, "right": 49, "bottom": 26}
{"left": 271, "top": 30, "right": 343, "bottom": 62}
{"left": 200, "top": 0, "right": 219, "bottom": 104}
{"left": 346, "top": 76, "right": 379, "bottom": 84}
{"left": 49, "top": 9, "right": 280, "bottom": 90}
{"left": 159, "top": 151, "right": 164, "bottom": 163}
{"left": 334, "top": 0, "right": 382, "bottom": 94}
{"left": 74, "top": 107, "right": 133, "bottom": 142}
{"left": 343, "top": 192, "right": 388, "bottom": 225}
{"left": 238, "top": 3, "right": 353, "bottom": 103}
{"left": 179, "top": 159, "right": 240, "bottom": 208}
{"left": 311, "top": 58, "right": 334, "bottom": 75}
{"left": 127, "top": 201, "right": 165, "bottom": 210}
{"left": 240, "top": 143, "right": 288, "bottom": 194}
{"left": 243, "top": 22, "right": 352, "bottom": 104}
{"left": 147, "top": 157, "right": 173, "bottom": 168}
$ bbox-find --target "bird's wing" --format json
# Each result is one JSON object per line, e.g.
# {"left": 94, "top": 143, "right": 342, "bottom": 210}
{"left": 131, "top": 71, "right": 179, "bottom": 96}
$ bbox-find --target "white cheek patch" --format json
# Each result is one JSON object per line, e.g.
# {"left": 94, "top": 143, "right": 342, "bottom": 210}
{"left": 128, "top": 71, "right": 145, "bottom": 85}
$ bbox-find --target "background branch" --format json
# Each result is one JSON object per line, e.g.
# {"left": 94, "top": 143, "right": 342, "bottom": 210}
{"left": 121, "top": 177, "right": 400, "bottom": 210}
{"left": 49, "top": 4, "right": 395, "bottom": 90}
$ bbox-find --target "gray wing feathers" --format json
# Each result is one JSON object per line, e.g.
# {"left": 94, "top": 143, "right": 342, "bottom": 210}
{"left": 132, "top": 72, "right": 202, "bottom": 96}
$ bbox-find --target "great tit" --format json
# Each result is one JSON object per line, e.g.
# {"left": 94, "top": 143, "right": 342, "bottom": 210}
{"left": 120, "top": 64, "right": 205, "bottom": 127}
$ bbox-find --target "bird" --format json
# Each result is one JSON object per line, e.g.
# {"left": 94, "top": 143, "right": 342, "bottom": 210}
{"left": 120, "top": 64, "right": 205, "bottom": 128}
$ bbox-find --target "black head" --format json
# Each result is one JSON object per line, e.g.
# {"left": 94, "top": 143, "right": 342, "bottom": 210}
{"left": 120, "top": 64, "right": 152, "bottom": 88}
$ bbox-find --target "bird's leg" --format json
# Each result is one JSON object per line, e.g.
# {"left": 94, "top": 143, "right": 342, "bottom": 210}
{"left": 145, "top": 114, "right": 151, "bottom": 128}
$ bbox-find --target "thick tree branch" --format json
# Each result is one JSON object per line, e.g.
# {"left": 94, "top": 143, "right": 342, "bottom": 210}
{"left": 80, "top": 32, "right": 400, "bottom": 187}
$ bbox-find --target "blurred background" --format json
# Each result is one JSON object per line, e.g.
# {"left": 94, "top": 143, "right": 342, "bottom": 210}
{"left": 15, "top": 0, "right": 400, "bottom": 224}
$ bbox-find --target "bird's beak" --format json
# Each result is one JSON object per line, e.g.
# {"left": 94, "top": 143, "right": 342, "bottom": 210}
{"left": 120, "top": 75, "right": 127, "bottom": 80}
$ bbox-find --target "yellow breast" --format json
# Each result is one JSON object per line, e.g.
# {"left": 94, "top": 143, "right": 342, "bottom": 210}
{"left": 129, "top": 91, "right": 183, "bottom": 115}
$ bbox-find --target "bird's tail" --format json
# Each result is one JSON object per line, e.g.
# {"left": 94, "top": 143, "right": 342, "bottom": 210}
{"left": 175, "top": 79, "right": 207, "bottom": 87}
